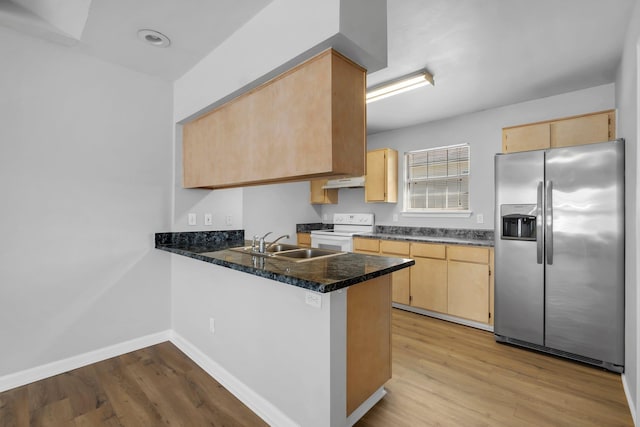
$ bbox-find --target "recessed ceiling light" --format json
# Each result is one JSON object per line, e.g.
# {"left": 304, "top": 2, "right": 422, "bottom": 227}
{"left": 137, "top": 29, "right": 171, "bottom": 48}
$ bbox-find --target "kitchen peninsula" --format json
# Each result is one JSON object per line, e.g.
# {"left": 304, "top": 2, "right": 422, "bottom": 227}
{"left": 156, "top": 231, "right": 414, "bottom": 427}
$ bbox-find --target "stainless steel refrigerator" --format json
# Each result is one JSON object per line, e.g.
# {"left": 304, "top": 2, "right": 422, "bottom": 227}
{"left": 494, "top": 139, "right": 624, "bottom": 372}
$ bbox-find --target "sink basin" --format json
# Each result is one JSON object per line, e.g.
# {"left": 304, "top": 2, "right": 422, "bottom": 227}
{"left": 228, "top": 245, "right": 345, "bottom": 262}
{"left": 266, "top": 243, "right": 300, "bottom": 253}
{"left": 273, "top": 248, "right": 345, "bottom": 261}
{"left": 229, "top": 244, "right": 300, "bottom": 254}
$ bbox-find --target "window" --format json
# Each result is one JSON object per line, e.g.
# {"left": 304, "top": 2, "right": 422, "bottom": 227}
{"left": 404, "top": 144, "right": 470, "bottom": 212}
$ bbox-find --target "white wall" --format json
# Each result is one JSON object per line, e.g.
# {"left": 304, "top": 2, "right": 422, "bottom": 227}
{"left": 171, "top": 255, "right": 346, "bottom": 426}
{"left": 0, "top": 26, "right": 173, "bottom": 376}
{"left": 172, "top": 128, "right": 245, "bottom": 232}
{"left": 174, "top": 0, "right": 386, "bottom": 124}
{"left": 243, "top": 182, "right": 322, "bottom": 244}
{"left": 616, "top": 2, "right": 640, "bottom": 422}
{"left": 321, "top": 84, "right": 616, "bottom": 230}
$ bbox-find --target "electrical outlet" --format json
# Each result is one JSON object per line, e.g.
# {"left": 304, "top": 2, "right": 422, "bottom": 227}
{"left": 477, "top": 214, "right": 484, "bottom": 224}
{"left": 393, "top": 214, "right": 399, "bottom": 222}
{"left": 209, "top": 318, "right": 215, "bottom": 334}
{"left": 305, "top": 291, "right": 322, "bottom": 308}
{"left": 204, "top": 213, "right": 213, "bottom": 225}
{"left": 225, "top": 215, "right": 232, "bottom": 226}
{"left": 188, "top": 213, "right": 197, "bottom": 226}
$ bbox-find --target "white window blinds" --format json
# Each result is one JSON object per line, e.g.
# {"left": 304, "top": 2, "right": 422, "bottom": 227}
{"left": 405, "top": 144, "right": 470, "bottom": 211}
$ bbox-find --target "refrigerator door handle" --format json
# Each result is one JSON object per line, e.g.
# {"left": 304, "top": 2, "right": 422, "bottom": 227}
{"left": 545, "top": 180, "right": 553, "bottom": 265}
{"left": 537, "top": 181, "right": 544, "bottom": 264}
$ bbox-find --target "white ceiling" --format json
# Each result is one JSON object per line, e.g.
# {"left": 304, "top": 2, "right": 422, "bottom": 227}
{"left": 1, "top": 0, "right": 636, "bottom": 134}
{"left": 366, "top": 0, "right": 636, "bottom": 134}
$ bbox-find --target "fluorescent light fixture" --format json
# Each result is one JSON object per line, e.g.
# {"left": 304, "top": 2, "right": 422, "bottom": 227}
{"left": 366, "top": 70, "right": 434, "bottom": 103}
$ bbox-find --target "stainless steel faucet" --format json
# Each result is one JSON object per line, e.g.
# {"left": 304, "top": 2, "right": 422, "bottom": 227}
{"left": 252, "top": 232, "right": 290, "bottom": 254}
{"left": 265, "top": 234, "right": 290, "bottom": 252}
{"left": 255, "top": 231, "right": 272, "bottom": 253}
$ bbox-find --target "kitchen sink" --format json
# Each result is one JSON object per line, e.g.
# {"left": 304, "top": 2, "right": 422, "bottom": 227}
{"left": 273, "top": 248, "right": 344, "bottom": 261}
{"left": 266, "top": 243, "right": 300, "bottom": 253}
{"left": 229, "top": 245, "right": 345, "bottom": 262}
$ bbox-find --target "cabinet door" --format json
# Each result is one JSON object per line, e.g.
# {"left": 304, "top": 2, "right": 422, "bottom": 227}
{"left": 550, "top": 112, "right": 610, "bottom": 148}
{"left": 448, "top": 261, "right": 489, "bottom": 323}
{"left": 365, "top": 148, "right": 398, "bottom": 203}
{"left": 502, "top": 122, "right": 550, "bottom": 153}
{"left": 183, "top": 49, "right": 366, "bottom": 189}
{"left": 391, "top": 268, "right": 411, "bottom": 305}
{"left": 310, "top": 180, "right": 338, "bottom": 204}
{"left": 410, "top": 258, "right": 448, "bottom": 313}
{"left": 380, "top": 240, "right": 410, "bottom": 305}
{"left": 365, "top": 149, "right": 386, "bottom": 202}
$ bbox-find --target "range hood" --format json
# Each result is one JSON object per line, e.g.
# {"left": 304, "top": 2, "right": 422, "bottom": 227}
{"left": 322, "top": 176, "right": 366, "bottom": 189}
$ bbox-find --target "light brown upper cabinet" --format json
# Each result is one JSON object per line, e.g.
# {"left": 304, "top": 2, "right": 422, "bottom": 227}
{"left": 365, "top": 148, "right": 398, "bottom": 203}
{"left": 183, "top": 49, "right": 366, "bottom": 189}
{"left": 310, "top": 179, "right": 338, "bottom": 204}
{"left": 502, "top": 110, "right": 616, "bottom": 154}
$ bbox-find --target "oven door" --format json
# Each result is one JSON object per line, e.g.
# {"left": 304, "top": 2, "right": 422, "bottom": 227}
{"left": 311, "top": 233, "right": 353, "bottom": 252}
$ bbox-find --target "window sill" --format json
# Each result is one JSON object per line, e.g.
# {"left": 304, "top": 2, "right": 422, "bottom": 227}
{"left": 402, "top": 210, "right": 473, "bottom": 218}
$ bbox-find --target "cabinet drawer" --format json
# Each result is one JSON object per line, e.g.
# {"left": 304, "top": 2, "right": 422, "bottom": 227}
{"left": 447, "top": 245, "right": 489, "bottom": 264}
{"left": 297, "top": 233, "right": 311, "bottom": 247}
{"left": 353, "top": 238, "right": 380, "bottom": 253}
{"left": 380, "top": 240, "right": 410, "bottom": 256}
{"left": 410, "top": 242, "right": 446, "bottom": 259}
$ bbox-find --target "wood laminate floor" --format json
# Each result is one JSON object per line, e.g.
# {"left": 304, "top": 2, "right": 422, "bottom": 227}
{"left": 0, "top": 309, "right": 633, "bottom": 426}
{"left": 0, "top": 341, "right": 267, "bottom": 427}
{"left": 357, "top": 309, "right": 633, "bottom": 427}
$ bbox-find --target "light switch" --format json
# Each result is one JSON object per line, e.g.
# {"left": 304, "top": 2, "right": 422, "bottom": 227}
{"left": 204, "top": 213, "right": 213, "bottom": 225}
{"left": 188, "top": 213, "right": 197, "bottom": 226}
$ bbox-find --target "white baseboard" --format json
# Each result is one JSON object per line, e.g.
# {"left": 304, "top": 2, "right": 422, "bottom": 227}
{"left": 0, "top": 330, "right": 297, "bottom": 426}
{"left": 0, "top": 330, "right": 172, "bottom": 393}
{"left": 622, "top": 373, "right": 637, "bottom": 426}
{"left": 169, "top": 332, "right": 298, "bottom": 427}
{"left": 347, "top": 386, "right": 386, "bottom": 427}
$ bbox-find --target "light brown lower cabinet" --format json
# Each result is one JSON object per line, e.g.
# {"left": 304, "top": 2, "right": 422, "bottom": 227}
{"left": 380, "top": 240, "right": 411, "bottom": 305}
{"left": 296, "top": 233, "right": 311, "bottom": 248}
{"left": 346, "top": 274, "right": 391, "bottom": 415}
{"left": 355, "top": 237, "right": 410, "bottom": 299}
{"left": 447, "top": 260, "right": 489, "bottom": 323}
{"left": 410, "top": 256, "right": 448, "bottom": 313}
{"left": 355, "top": 237, "right": 494, "bottom": 327}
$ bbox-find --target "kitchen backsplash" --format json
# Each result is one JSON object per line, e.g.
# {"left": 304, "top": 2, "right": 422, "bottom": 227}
{"left": 374, "top": 225, "right": 494, "bottom": 241}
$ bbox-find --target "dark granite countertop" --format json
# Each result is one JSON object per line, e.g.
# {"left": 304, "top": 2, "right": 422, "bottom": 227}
{"left": 295, "top": 224, "right": 495, "bottom": 247}
{"left": 355, "top": 232, "right": 494, "bottom": 247}
{"left": 155, "top": 231, "right": 414, "bottom": 293}
{"left": 295, "top": 223, "right": 334, "bottom": 233}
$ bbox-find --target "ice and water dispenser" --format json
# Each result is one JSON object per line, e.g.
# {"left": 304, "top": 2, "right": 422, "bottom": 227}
{"left": 500, "top": 204, "right": 537, "bottom": 241}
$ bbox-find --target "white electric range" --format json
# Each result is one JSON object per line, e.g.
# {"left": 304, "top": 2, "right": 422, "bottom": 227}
{"left": 310, "top": 213, "right": 375, "bottom": 252}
